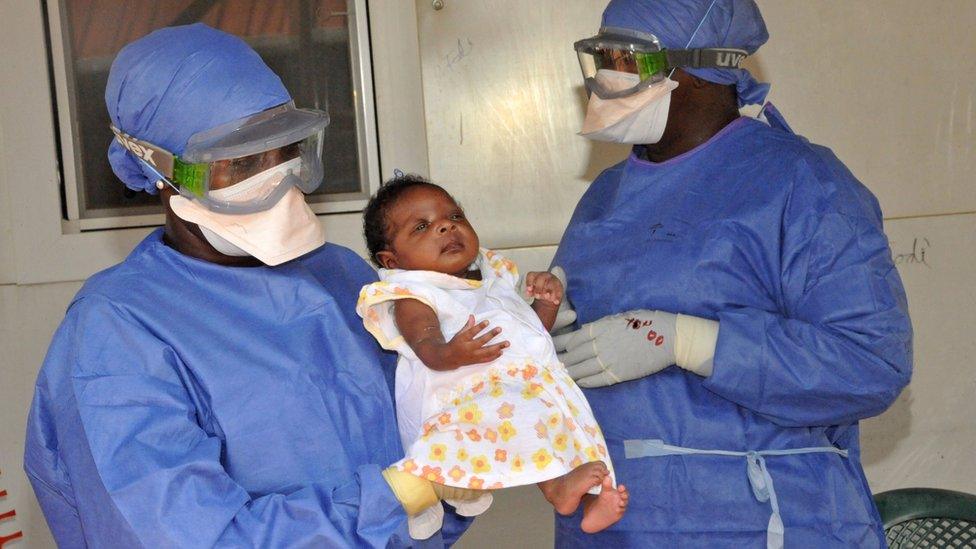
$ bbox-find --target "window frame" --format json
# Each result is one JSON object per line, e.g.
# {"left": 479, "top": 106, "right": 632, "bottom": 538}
{"left": 1, "top": 0, "right": 428, "bottom": 285}
{"left": 47, "top": 0, "right": 382, "bottom": 230}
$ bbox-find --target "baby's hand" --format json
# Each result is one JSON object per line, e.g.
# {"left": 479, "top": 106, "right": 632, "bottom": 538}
{"left": 441, "top": 316, "right": 510, "bottom": 368}
{"left": 525, "top": 271, "right": 564, "bottom": 307}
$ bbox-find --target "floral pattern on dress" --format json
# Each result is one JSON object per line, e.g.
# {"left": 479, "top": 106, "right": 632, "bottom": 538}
{"left": 392, "top": 359, "right": 609, "bottom": 487}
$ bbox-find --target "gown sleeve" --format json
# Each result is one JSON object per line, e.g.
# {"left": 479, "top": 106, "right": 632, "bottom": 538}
{"left": 702, "top": 158, "right": 913, "bottom": 427}
{"left": 38, "top": 296, "right": 412, "bottom": 548}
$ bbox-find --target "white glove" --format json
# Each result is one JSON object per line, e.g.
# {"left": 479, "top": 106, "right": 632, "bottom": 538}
{"left": 554, "top": 310, "right": 718, "bottom": 388}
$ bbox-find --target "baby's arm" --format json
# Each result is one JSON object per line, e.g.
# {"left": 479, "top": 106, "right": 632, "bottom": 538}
{"left": 525, "top": 272, "right": 564, "bottom": 332}
{"left": 394, "top": 299, "right": 509, "bottom": 371}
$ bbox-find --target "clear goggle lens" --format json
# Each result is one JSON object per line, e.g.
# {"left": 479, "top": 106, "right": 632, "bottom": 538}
{"left": 173, "top": 130, "right": 324, "bottom": 213}
{"left": 574, "top": 27, "right": 749, "bottom": 100}
{"left": 112, "top": 110, "right": 327, "bottom": 214}
{"left": 577, "top": 48, "right": 670, "bottom": 95}
{"left": 575, "top": 27, "right": 667, "bottom": 99}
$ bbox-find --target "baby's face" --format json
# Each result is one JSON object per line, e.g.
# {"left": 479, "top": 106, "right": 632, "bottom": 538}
{"left": 377, "top": 186, "right": 480, "bottom": 276}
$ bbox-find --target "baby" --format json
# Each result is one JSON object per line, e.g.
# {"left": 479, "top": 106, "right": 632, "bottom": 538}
{"left": 356, "top": 175, "right": 628, "bottom": 539}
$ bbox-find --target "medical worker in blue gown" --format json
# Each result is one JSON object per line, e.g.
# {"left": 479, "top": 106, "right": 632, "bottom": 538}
{"left": 24, "top": 24, "right": 470, "bottom": 548}
{"left": 552, "top": 1, "right": 913, "bottom": 546}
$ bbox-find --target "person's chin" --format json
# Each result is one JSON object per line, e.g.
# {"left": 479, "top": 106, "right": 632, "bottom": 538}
{"left": 439, "top": 248, "right": 475, "bottom": 271}
{"left": 441, "top": 240, "right": 469, "bottom": 256}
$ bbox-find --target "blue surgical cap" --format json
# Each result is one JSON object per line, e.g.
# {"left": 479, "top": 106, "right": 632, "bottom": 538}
{"left": 105, "top": 24, "right": 292, "bottom": 193}
{"left": 602, "top": 0, "right": 770, "bottom": 106}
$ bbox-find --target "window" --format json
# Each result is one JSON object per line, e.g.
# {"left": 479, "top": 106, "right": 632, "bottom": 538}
{"left": 47, "top": 0, "right": 379, "bottom": 230}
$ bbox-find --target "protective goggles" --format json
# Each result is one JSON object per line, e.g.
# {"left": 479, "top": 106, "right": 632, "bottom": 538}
{"left": 112, "top": 102, "right": 330, "bottom": 214}
{"left": 574, "top": 27, "right": 749, "bottom": 100}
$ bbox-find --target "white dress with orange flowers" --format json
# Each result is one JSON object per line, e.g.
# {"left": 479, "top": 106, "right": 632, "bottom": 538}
{"left": 357, "top": 249, "right": 613, "bottom": 538}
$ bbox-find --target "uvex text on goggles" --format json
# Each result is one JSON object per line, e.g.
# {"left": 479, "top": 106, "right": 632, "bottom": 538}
{"left": 112, "top": 102, "right": 330, "bottom": 214}
{"left": 574, "top": 27, "right": 749, "bottom": 100}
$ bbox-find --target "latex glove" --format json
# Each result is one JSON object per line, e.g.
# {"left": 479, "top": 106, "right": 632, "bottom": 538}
{"left": 383, "top": 468, "right": 438, "bottom": 516}
{"left": 382, "top": 468, "right": 487, "bottom": 516}
{"left": 554, "top": 310, "right": 719, "bottom": 388}
{"left": 554, "top": 310, "right": 677, "bottom": 387}
{"left": 517, "top": 266, "right": 577, "bottom": 334}
{"left": 674, "top": 313, "right": 719, "bottom": 377}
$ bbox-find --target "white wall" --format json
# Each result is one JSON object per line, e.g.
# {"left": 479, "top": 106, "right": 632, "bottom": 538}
{"left": 1, "top": 1, "right": 974, "bottom": 548}
{"left": 1, "top": 283, "right": 83, "bottom": 548}
{"left": 742, "top": 1, "right": 976, "bottom": 219}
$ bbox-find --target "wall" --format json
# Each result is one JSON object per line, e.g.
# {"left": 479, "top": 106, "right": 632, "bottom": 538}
{"left": 1, "top": 284, "right": 82, "bottom": 548}
{"left": 1, "top": 1, "right": 974, "bottom": 548}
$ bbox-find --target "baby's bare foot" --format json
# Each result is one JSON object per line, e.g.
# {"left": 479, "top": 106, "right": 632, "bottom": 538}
{"left": 538, "top": 461, "right": 608, "bottom": 516}
{"left": 580, "top": 476, "right": 629, "bottom": 533}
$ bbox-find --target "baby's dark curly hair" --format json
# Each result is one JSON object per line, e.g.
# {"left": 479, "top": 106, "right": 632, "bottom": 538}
{"left": 362, "top": 174, "right": 450, "bottom": 266}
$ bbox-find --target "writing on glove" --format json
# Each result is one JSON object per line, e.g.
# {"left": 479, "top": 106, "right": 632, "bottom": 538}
{"left": 553, "top": 310, "right": 677, "bottom": 388}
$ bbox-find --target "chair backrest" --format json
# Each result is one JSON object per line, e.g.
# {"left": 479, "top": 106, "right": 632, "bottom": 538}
{"left": 885, "top": 516, "right": 976, "bottom": 547}
{"left": 875, "top": 488, "right": 976, "bottom": 548}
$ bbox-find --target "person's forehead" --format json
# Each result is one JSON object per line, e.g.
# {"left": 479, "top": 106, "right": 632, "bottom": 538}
{"left": 387, "top": 186, "right": 456, "bottom": 225}
{"left": 395, "top": 186, "right": 456, "bottom": 213}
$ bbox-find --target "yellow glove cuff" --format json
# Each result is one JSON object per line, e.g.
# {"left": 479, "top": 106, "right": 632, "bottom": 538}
{"left": 431, "top": 483, "right": 484, "bottom": 502}
{"left": 675, "top": 314, "right": 719, "bottom": 377}
{"left": 382, "top": 468, "right": 439, "bottom": 516}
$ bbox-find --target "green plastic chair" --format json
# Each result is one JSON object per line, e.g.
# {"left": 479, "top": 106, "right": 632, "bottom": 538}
{"left": 875, "top": 488, "right": 976, "bottom": 548}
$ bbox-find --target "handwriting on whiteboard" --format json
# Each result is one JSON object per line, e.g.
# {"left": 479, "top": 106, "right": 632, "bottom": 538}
{"left": 893, "top": 237, "right": 931, "bottom": 267}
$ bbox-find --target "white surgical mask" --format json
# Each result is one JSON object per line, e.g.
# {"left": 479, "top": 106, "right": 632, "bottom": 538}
{"left": 580, "top": 70, "right": 678, "bottom": 145}
{"left": 199, "top": 226, "right": 250, "bottom": 257}
{"left": 195, "top": 157, "right": 306, "bottom": 258}
{"left": 170, "top": 183, "right": 326, "bottom": 266}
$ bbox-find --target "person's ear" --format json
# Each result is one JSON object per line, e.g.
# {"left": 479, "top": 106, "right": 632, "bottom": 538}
{"left": 376, "top": 250, "right": 398, "bottom": 269}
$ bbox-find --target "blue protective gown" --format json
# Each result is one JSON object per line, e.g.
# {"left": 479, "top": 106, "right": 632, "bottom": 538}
{"left": 552, "top": 115, "right": 912, "bottom": 547}
{"left": 24, "top": 230, "right": 470, "bottom": 548}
